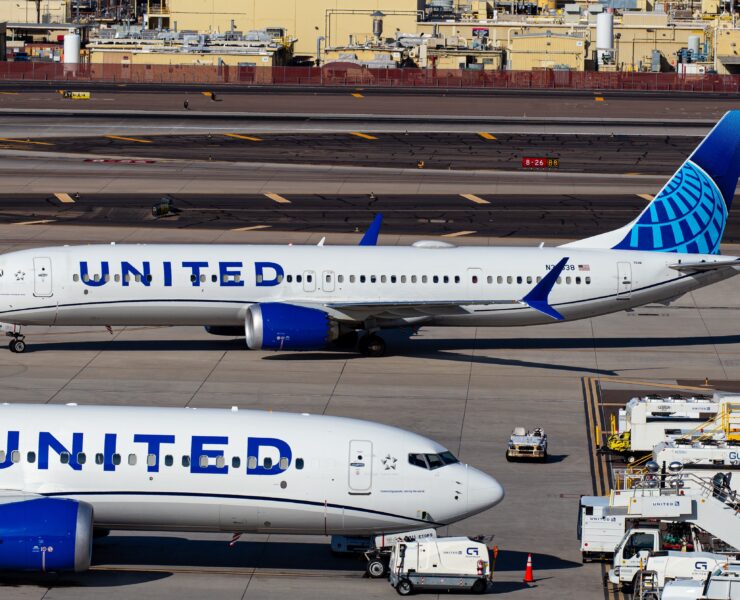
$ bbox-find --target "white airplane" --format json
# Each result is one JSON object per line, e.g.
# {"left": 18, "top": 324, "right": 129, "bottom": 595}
{"left": 0, "top": 111, "right": 738, "bottom": 356}
{"left": 0, "top": 403, "right": 503, "bottom": 572}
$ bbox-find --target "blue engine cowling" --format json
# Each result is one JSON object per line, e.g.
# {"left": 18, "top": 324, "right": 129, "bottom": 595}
{"left": 0, "top": 497, "right": 93, "bottom": 572}
{"left": 245, "top": 303, "right": 335, "bottom": 350}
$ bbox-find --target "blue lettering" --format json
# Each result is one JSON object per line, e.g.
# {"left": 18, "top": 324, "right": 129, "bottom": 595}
{"left": 247, "top": 437, "right": 291, "bottom": 475}
{"left": 134, "top": 434, "right": 175, "bottom": 472}
{"left": 103, "top": 433, "right": 117, "bottom": 472}
{"left": 163, "top": 261, "right": 173, "bottom": 287}
{"left": 121, "top": 261, "right": 151, "bottom": 287}
{"left": 0, "top": 431, "right": 19, "bottom": 469}
{"left": 38, "top": 432, "right": 83, "bottom": 470}
{"left": 191, "top": 436, "right": 228, "bottom": 474}
{"left": 80, "top": 261, "right": 109, "bottom": 287}
{"left": 255, "top": 262, "right": 284, "bottom": 287}
{"left": 182, "top": 261, "right": 209, "bottom": 287}
{"left": 219, "top": 261, "right": 244, "bottom": 287}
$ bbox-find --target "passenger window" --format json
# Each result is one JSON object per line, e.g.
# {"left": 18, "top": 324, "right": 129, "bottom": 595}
{"left": 216, "top": 456, "right": 225, "bottom": 469}
{"left": 199, "top": 455, "right": 209, "bottom": 468}
{"left": 124, "top": 274, "right": 131, "bottom": 283}
{"left": 325, "top": 274, "right": 331, "bottom": 283}
{"left": 390, "top": 275, "right": 396, "bottom": 283}
{"left": 297, "top": 275, "right": 302, "bottom": 283}
{"left": 433, "top": 276, "right": 439, "bottom": 283}
{"left": 95, "top": 453, "right": 104, "bottom": 465}
{"left": 60, "top": 452, "right": 70, "bottom": 464}
{"left": 248, "top": 456, "right": 257, "bottom": 470}
{"left": 566, "top": 276, "right": 572, "bottom": 284}
{"left": 443, "top": 276, "right": 449, "bottom": 283}
{"left": 408, "top": 454, "right": 428, "bottom": 469}
{"left": 472, "top": 275, "right": 478, "bottom": 284}
{"left": 27, "top": 451, "right": 36, "bottom": 464}
{"left": 537, "top": 276, "right": 542, "bottom": 283}
{"left": 182, "top": 455, "right": 191, "bottom": 467}
{"left": 360, "top": 275, "right": 366, "bottom": 283}
{"left": 164, "top": 455, "right": 174, "bottom": 467}
{"left": 516, "top": 276, "right": 523, "bottom": 284}
{"left": 556, "top": 277, "right": 562, "bottom": 284}
{"left": 497, "top": 276, "right": 503, "bottom": 284}
{"left": 200, "top": 274, "right": 206, "bottom": 283}
{"left": 296, "top": 458, "right": 304, "bottom": 470}
{"left": 146, "top": 274, "right": 152, "bottom": 283}
{"left": 401, "top": 275, "right": 407, "bottom": 283}
{"left": 128, "top": 454, "right": 137, "bottom": 466}
{"left": 73, "top": 274, "right": 79, "bottom": 282}
{"left": 82, "top": 274, "right": 90, "bottom": 282}
{"left": 350, "top": 275, "right": 356, "bottom": 283}
{"left": 287, "top": 274, "right": 293, "bottom": 283}
{"left": 526, "top": 276, "right": 532, "bottom": 284}
{"left": 190, "top": 274, "right": 197, "bottom": 283}
{"left": 307, "top": 274, "right": 313, "bottom": 283}
{"left": 381, "top": 275, "right": 387, "bottom": 283}
{"left": 147, "top": 454, "right": 156, "bottom": 467}
{"left": 77, "top": 452, "right": 86, "bottom": 465}
{"left": 422, "top": 275, "right": 427, "bottom": 283}
{"left": 264, "top": 457, "right": 273, "bottom": 469}
{"left": 0, "top": 451, "right": 5, "bottom": 462}
{"left": 411, "top": 275, "right": 417, "bottom": 283}
{"left": 94, "top": 274, "right": 100, "bottom": 282}
{"left": 507, "top": 276, "right": 513, "bottom": 284}
{"left": 338, "top": 275, "right": 344, "bottom": 283}
{"left": 232, "top": 456, "right": 241, "bottom": 469}
{"left": 104, "top": 274, "right": 111, "bottom": 282}
{"left": 211, "top": 274, "right": 217, "bottom": 283}
{"left": 114, "top": 274, "right": 120, "bottom": 282}
{"left": 280, "top": 457, "right": 289, "bottom": 470}
{"left": 455, "top": 275, "right": 460, "bottom": 283}
{"left": 135, "top": 274, "right": 141, "bottom": 283}
{"left": 576, "top": 276, "right": 581, "bottom": 284}
{"left": 113, "top": 453, "right": 122, "bottom": 466}
{"left": 11, "top": 450, "right": 20, "bottom": 463}
{"left": 585, "top": 276, "right": 591, "bottom": 284}
{"left": 370, "top": 275, "right": 377, "bottom": 283}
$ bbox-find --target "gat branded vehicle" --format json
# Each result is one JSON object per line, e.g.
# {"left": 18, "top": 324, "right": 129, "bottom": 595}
{"left": 0, "top": 404, "right": 503, "bottom": 572}
{"left": 0, "top": 112, "right": 738, "bottom": 355}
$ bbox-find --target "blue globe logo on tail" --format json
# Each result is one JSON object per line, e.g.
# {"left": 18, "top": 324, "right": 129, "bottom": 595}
{"left": 612, "top": 160, "right": 727, "bottom": 254}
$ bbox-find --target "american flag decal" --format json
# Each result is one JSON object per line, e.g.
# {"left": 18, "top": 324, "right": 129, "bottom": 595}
{"left": 578, "top": 264, "right": 590, "bottom": 271}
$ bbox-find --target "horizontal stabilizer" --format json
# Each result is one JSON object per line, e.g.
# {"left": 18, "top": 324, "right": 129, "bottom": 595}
{"left": 669, "top": 258, "right": 740, "bottom": 272}
{"left": 521, "top": 257, "right": 569, "bottom": 321}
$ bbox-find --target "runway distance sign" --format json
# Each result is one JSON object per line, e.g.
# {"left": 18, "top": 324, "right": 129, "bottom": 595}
{"left": 521, "top": 157, "right": 559, "bottom": 169}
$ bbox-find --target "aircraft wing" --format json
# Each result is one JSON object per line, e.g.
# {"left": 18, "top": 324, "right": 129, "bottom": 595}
{"left": 669, "top": 258, "right": 740, "bottom": 272}
{"left": 321, "top": 299, "right": 521, "bottom": 321}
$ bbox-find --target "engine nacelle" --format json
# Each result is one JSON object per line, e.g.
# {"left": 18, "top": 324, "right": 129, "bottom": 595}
{"left": 245, "top": 303, "right": 336, "bottom": 350}
{"left": 0, "top": 497, "right": 93, "bottom": 572}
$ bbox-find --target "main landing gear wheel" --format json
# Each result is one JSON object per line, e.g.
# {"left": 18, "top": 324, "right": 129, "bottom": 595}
{"left": 359, "top": 334, "right": 386, "bottom": 357}
{"left": 9, "top": 338, "right": 25, "bottom": 353}
{"left": 395, "top": 579, "right": 414, "bottom": 596}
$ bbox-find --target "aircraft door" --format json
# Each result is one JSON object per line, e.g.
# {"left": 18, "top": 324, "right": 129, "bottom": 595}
{"left": 303, "top": 271, "right": 316, "bottom": 292}
{"left": 322, "top": 270, "right": 335, "bottom": 292}
{"left": 617, "top": 262, "right": 632, "bottom": 299}
{"left": 348, "top": 440, "right": 372, "bottom": 495}
{"left": 33, "top": 257, "right": 53, "bottom": 297}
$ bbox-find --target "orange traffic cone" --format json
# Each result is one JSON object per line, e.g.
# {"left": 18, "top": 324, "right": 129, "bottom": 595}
{"left": 523, "top": 553, "right": 534, "bottom": 583}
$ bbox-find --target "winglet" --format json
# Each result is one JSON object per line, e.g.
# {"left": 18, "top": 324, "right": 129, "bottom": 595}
{"left": 359, "top": 214, "right": 383, "bottom": 246}
{"left": 521, "top": 257, "right": 569, "bottom": 321}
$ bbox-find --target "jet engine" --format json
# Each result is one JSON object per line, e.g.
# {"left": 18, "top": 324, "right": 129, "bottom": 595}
{"left": 0, "top": 497, "right": 93, "bottom": 572}
{"left": 245, "top": 303, "right": 337, "bottom": 350}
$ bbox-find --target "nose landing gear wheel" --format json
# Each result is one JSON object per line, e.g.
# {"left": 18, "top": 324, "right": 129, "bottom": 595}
{"left": 9, "top": 339, "right": 25, "bottom": 353}
{"left": 359, "top": 334, "right": 386, "bottom": 357}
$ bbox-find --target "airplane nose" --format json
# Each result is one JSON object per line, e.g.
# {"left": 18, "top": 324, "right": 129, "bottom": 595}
{"left": 467, "top": 466, "right": 505, "bottom": 514}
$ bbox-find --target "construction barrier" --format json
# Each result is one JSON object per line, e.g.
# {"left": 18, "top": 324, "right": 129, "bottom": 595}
{"left": 0, "top": 62, "right": 738, "bottom": 93}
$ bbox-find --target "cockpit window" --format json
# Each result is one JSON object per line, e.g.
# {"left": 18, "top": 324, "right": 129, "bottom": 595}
{"left": 408, "top": 451, "right": 460, "bottom": 470}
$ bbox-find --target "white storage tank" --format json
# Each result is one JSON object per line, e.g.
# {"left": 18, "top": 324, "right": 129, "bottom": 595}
{"left": 63, "top": 30, "right": 81, "bottom": 64}
{"left": 596, "top": 11, "right": 614, "bottom": 65}
{"left": 688, "top": 35, "right": 701, "bottom": 56}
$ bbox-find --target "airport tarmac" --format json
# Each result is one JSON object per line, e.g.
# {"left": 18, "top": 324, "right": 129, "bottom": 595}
{"left": 0, "top": 224, "right": 739, "bottom": 600}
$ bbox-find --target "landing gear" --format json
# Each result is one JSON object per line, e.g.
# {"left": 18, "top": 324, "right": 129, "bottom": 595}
{"left": 359, "top": 334, "right": 386, "bottom": 357}
{"left": 7, "top": 329, "right": 26, "bottom": 353}
{"left": 366, "top": 557, "right": 389, "bottom": 579}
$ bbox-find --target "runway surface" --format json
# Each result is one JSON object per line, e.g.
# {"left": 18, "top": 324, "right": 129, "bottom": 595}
{"left": 15, "top": 132, "right": 697, "bottom": 174}
{"left": 0, "top": 89, "right": 736, "bottom": 120}
{"left": 0, "top": 224, "right": 738, "bottom": 600}
{"left": 4, "top": 192, "right": 740, "bottom": 242}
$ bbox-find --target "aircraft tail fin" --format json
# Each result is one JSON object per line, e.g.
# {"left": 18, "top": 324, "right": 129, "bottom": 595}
{"left": 563, "top": 110, "right": 740, "bottom": 255}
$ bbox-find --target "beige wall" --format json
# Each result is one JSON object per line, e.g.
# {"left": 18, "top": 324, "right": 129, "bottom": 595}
{"left": 0, "top": 0, "right": 67, "bottom": 23}
{"left": 165, "top": 0, "right": 418, "bottom": 57}
{"left": 715, "top": 26, "right": 740, "bottom": 74}
{"left": 508, "top": 35, "right": 586, "bottom": 70}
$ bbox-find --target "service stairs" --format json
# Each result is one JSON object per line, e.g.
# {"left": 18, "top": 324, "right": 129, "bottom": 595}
{"left": 608, "top": 473, "right": 740, "bottom": 551}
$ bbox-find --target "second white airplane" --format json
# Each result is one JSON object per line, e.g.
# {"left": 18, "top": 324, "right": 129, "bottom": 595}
{"left": 0, "top": 111, "right": 738, "bottom": 355}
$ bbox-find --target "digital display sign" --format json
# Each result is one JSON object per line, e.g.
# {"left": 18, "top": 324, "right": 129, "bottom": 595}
{"left": 521, "top": 157, "right": 559, "bottom": 169}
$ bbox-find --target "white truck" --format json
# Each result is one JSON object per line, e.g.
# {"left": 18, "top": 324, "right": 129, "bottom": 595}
{"left": 607, "top": 394, "right": 720, "bottom": 462}
{"left": 506, "top": 427, "right": 547, "bottom": 461}
{"left": 578, "top": 496, "right": 628, "bottom": 562}
{"left": 652, "top": 440, "right": 740, "bottom": 494}
{"left": 363, "top": 528, "right": 438, "bottom": 578}
{"left": 662, "top": 560, "right": 740, "bottom": 600}
{"left": 608, "top": 522, "right": 709, "bottom": 589}
{"left": 389, "top": 537, "right": 490, "bottom": 595}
